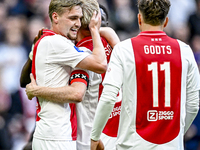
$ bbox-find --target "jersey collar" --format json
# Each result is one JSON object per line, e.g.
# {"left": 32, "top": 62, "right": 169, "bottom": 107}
{"left": 139, "top": 31, "right": 166, "bottom": 36}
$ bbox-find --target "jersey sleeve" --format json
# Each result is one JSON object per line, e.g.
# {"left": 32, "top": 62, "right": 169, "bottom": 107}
{"left": 91, "top": 84, "right": 119, "bottom": 141}
{"left": 91, "top": 43, "right": 123, "bottom": 141}
{"left": 102, "top": 43, "right": 123, "bottom": 89}
{"left": 41, "top": 35, "right": 90, "bottom": 68}
{"left": 180, "top": 41, "right": 200, "bottom": 132}
{"left": 185, "top": 45, "right": 200, "bottom": 92}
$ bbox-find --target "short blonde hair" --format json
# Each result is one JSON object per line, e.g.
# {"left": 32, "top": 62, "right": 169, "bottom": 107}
{"left": 81, "top": 0, "right": 99, "bottom": 29}
{"left": 49, "top": 0, "right": 83, "bottom": 22}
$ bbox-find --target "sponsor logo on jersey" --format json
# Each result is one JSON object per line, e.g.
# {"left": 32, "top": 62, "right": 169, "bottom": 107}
{"left": 147, "top": 110, "right": 174, "bottom": 121}
{"left": 109, "top": 106, "right": 121, "bottom": 119}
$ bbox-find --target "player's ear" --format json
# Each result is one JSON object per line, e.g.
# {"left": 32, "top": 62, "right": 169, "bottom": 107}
{"left": 138, "top": 13, "right": 142, "bottom": 26}
{"left": 164, "top": 17, "right": 169, "bottom": 28}
{"left": 52, "top": 12, "right": 59, "bottom": 24}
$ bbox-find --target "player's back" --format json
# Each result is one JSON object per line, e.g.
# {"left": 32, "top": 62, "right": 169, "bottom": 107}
{"left": 112, "top": 31, "right": 199, "bottom": 150}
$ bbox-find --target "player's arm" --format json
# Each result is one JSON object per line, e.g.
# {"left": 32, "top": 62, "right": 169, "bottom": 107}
{"left": 91, "top": 42, "right": 123, "bottom": 147}
{"left": 76, "top": 11, "right": 107, "bottom": 74}
{"left": 90, "top": 84, "right": 119, "bottom": 146}
{"left": 20, "top": 58, "right": 32, "bottom": 88}
{"left": 20, "top": 44, "right": 34, "bottom": 88}
{"left": 184, "top": 46, "right": 200, "bottom": 133}
{"left": 26, "top": 72, "right": 88, "bottom": 103}
{"left": 100, "top": 27, "right": 120, "bottom": 48}
{"left": 185, "top": 90, "right": 199, "bottom": 133}
{"left": 20, "top": 29, "right": 43, "bottom": 87}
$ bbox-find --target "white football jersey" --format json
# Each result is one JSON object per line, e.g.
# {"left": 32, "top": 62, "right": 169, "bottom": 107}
{"left": 75, "top": 36, "right": 112, "bottom": 150}
{"left": 76, "top": 69, "right": 101, "bottom": 150}
{"left": 91, "top": 31, "right": 200, "bottom": 150}
{"left": 32, "top": 29, "right": 90, "bottom": 141}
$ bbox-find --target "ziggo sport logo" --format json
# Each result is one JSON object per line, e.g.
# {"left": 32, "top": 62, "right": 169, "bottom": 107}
{"left": 109, "top": 106, "right": 121, "bottom": 119}
{"left": 147, "top": 110, "right": 174, "bottom": 121}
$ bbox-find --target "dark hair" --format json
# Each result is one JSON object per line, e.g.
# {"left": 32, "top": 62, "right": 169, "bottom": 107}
{"left": 195, "top": 0, "right": 200, "bottom": 4}
{"left": 99, "top": 4, "right": 109, "bottom": 27}
{"left": 99, "top": 4, "right": 108, "bottom": 20}
{"left": 137, "top": 0, "right": 171, "bottom": 26}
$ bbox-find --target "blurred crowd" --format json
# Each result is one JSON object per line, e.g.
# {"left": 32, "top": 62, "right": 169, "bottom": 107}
{"left": 0, "top": 0, "right": 199, "bottom": 150}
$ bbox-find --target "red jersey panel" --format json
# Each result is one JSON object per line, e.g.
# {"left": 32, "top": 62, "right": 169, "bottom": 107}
{"left": 32, "top": 29, "right": 77, "bottom": 140}
{"left": 76, "top": 36, "right": 112, "bottom": 99}
{"left": 32, "top": 29, "right": 56, "bottom": 122}
{"left": 102, "top": 101, "right": 121, "bottom": 137}
{"left": 77, "top": 36, "right": 120, "bottom": 137}
{"left": 132, "top": 31, "right": 182, "bottom": 144}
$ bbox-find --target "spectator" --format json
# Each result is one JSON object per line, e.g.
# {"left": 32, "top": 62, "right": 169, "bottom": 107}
{"left": 0, "top": 66, "right": 12, "bottom": 150}
{"left": 188, "top": 0, "right": 200, "bottom": 43}
{"left": 0, "top": 15, "right": 28, "bottom": 150}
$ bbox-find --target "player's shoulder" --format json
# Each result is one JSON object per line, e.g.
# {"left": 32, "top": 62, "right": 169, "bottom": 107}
{"left": 176, "top": 39, "right": 194, "bottom": 56}
{"left": 114, "top": 38, "right": 132, "bottom": 51}
{"left": 78, "top": 46, "right": 92, "bottom": 54}
{"left": 176, "top": 39, "right": 190, "bottom": 49}
{"left": 41, "top": 34, "right": 75, "bottom": 48}
{"left": 176, "top": 39, "right": 195, "bottom": 62}
{"left": 112, "top": 39, "right": 134, "bottom": 60}
{"left": 42, "top": 34, "right": 71, "bottom": 43}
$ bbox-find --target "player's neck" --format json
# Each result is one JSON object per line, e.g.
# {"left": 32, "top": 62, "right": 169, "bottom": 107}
{"left": 76, "top": 29, "right": 91, "bottom": 42}
{"left": 140, "top": 23, "right": 164, "bottom": 32}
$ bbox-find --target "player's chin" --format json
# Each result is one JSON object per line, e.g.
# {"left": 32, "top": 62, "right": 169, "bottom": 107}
{"left": 68, "top": 34, "right": 77, "bottom": 41}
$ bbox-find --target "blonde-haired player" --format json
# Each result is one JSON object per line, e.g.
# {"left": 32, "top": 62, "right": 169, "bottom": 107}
{"left": 25, "top": 0, "right": 119, "bottom": 150}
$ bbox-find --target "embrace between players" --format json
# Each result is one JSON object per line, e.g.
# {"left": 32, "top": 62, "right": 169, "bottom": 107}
{"left": 20, "top": 0, "right": 200, "bottom": 150}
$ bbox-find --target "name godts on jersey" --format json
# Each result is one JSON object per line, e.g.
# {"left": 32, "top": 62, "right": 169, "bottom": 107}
{"left": 144, "top": 45, "right": 172, "bottom": 55}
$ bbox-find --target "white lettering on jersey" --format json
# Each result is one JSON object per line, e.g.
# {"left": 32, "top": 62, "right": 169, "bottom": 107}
{"left": 147, "top": 110, "right": 174, "bottom": 121}
{"left": 109, "top": 106, "right": 121, "bottom": 119}
{"left": 144, "top": 45, "right": 172, "bottom": 54}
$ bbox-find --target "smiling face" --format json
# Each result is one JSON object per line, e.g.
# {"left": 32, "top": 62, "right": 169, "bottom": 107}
{"left": 52, "top": 5, "right": 83, "bottom": 40}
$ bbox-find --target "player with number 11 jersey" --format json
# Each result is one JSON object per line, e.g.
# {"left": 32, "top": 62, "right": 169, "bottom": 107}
{"left": 91, "top": 30, "right": 200, "bottom": 150}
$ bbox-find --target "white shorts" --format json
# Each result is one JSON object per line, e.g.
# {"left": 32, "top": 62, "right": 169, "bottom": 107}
{"left": 32, "top": 138, "right": 76, "bottom": 150}
{"left": 100, "top": 133, "right": 117, "bottom": 150}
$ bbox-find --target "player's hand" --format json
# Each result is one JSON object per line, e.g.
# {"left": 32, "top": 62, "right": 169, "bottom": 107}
{"left": 33, "top": 28, "right": 44, "bottom": 44}
{"left": 91, "top": 139, "right": 104, "bottom": 150}
{"left": 25, "top": 73, "right": 37, "bottom": 100}
{"left": 89, "top": 9, "right": 101, "bottom": 31}
{"left": 29, "top": 28, "right": 44, "bottom": 60}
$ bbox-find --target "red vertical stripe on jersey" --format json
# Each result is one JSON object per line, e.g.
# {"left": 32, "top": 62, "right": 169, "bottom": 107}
{"left": 32, "top": 38, "right": 42, "bottom": 122}
{"left": 69, "top": 103, "right": 77, "bottom": 140}
{"left": 31, "top": 29, "right": 56, "bottom": 122}
{"left": 132, "top": 31, "right": 182, "bottom": 144}
{"left": 76, "top": 36, "right": 119, "bottom": 137}
{"left": 76, "top": 36, "right": 112, "bottom": 100}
